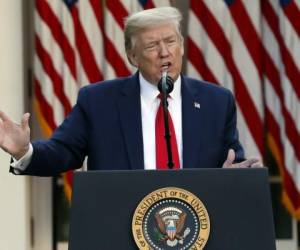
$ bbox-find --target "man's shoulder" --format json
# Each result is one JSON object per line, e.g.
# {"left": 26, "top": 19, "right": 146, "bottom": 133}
{"left": 183, "top": 76, "right": 233, "bottom": 98}
{"left": 76, "top": 74, "right": 140, "bottom": 102}
{"left": 80, "top": 75, "right": 135, "bottom": 94}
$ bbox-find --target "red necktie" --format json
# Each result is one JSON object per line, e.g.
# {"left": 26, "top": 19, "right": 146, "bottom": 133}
{"left": 155, "top": 95, "right": 180, "bottom": 169}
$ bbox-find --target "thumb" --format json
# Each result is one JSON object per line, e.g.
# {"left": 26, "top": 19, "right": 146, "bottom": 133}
{"left": 21, "top": 113, "right": 30, "bottom": 130}
{"left": 223, "top": 149, "right": 236, "bottom": 168}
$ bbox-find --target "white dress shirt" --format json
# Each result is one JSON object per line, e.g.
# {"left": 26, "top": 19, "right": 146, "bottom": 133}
{"left": 10, "top": 143, "right": 33, "bottom": 173}
{"left": 11, "top": 73, "right": 183, "bottom": 171}
{"left": 139, "top": 73, "right": 182, "bottom": 170}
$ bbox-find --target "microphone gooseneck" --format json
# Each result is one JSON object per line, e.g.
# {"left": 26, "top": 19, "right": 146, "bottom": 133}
{"left": 157, "top": 72, "right": 175, "bottom": 169}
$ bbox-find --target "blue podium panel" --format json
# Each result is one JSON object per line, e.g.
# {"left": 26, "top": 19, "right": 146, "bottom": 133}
{"left": 69, "top": 168, "right": 276, "bottom": 250}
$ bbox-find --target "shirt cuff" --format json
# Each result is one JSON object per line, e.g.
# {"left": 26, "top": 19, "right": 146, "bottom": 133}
{"left": 10, "top": 144, "right": 33, "bottom": 174}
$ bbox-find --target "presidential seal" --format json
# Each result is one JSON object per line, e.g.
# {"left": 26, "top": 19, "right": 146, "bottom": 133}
{"left": 132, "top": 187, "right": 210, "bottom": 250}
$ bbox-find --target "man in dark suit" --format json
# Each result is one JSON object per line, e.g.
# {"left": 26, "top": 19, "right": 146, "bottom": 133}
{"left": 0, "top": 7, "right": 261, "bottom": 175}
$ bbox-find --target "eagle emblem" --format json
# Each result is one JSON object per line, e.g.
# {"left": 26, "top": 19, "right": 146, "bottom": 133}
{"left": 154, "top": 206, "right": 190, "bottom": 247}
{"left": 132, "top": 188, "right": 210, "bottom": 249}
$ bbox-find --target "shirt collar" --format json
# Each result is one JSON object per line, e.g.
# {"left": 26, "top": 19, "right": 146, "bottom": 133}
{"left": 139, "top": 72, "right": 181, "bottom": 104}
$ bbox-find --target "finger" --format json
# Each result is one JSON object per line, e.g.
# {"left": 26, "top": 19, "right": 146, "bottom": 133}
{"left": 21, "top": 113, "right": 30, "bottom": 130}
{"left": 251, "top": 162, "right": 264, "bottom": 168}
{"left": 223, "top": 149, "right": 235, "bottom": 168}
{"left": 238, "top": 158, "right": 260, "bottom": 168}
{"left": 250, "top": 159, "right": 264, "bottom": 168}
{"left": 0, "top": 110, "right": 11, "bottom": 122}
{"left": 227, "top": 149, "right": 235, "bottom": 163}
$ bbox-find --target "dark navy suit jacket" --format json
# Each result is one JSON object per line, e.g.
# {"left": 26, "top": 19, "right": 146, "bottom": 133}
{"left": 20, "top": 73, "right": 244, "bottom": 176}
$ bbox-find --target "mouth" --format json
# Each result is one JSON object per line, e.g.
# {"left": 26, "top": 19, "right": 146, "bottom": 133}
{"left": 160, "top": 62, "right": 171, "bottom": 72}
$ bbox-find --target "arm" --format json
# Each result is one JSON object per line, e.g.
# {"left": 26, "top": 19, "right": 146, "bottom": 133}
{"left": 221, "top": 93, "right": 262, "bottom": 168}
{"left": 222, "top": 92, "right": 245, "bottom": 163}
{"left": 1, "top": 87, "right": 90, "bottom": 176}
{"left": 0, "top": 111, "right": 30, "bottom": 160}
{"left": 19, "top": 87, "right": 90, "bottom": 176}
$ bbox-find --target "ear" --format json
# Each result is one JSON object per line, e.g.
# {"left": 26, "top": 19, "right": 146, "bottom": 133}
{"left": 127, "top": 51, "right": 138, "bottom": 67}
{"left": 180, "top": 45, "right": 184, "bottom": 56}
{"left": 180, "top": 36, "right": 184, "bottom": 56}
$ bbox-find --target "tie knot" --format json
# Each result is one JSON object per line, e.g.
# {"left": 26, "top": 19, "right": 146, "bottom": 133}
{"left": 157, "top": 93, "right": 170, "bottom": 101}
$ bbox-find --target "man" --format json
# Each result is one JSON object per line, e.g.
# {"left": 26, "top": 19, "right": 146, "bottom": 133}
{"left": 0, "top": 7, "right": 261, "bottom": 176}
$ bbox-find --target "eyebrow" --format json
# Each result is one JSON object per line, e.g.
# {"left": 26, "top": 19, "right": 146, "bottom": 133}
{"left": 144, "top": 34, "right": 177, "bottom": 44}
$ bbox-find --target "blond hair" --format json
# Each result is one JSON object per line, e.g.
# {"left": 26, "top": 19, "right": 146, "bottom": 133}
{"left": 124, "top": 7, "right": 183, "bottom": 54}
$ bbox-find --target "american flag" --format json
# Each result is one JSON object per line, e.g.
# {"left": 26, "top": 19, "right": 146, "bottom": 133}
{"left": 34, "top": 0, "right": 300, "bottom": 218}
{"left": 188, "top": 0, "right": 300, "bottom": 218}
{"left": 34, "top": 0, "right": 170, "bottom": 200}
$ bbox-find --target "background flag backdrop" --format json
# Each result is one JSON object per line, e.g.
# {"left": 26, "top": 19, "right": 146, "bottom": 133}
{"left": 34, "top": 0, "right": 300, "bottom": 219}
{"left": 33, "top": 0, "right": 170, "bottom": 201}
{"left": 187, "top": 0, "right": 300, "bottom": 218}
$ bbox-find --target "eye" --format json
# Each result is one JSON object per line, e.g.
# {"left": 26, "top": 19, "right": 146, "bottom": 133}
{"left": 168, "top": 39, "right": 176, "bottom": 44}
{"left": 166, "top": 37, "right": 177, "bottom": 46}
{"left": 145, "top": 42, "right": 157, "bottom": 51}
{"left": 145, "top": 44, "right": 155, "bottom": 49}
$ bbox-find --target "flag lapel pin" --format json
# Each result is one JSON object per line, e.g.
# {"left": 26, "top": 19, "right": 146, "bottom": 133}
{"left": 194, "top": 102, "right": 200, "bottom": 109}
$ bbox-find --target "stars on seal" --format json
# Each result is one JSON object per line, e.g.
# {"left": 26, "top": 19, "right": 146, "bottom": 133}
{"left": 143, "top": 199, "right": 199, "bottom": 250}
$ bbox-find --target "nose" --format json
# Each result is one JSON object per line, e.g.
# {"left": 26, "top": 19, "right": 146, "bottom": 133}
{"left": 159, "top": 41, "right": 170, "bottom": 57}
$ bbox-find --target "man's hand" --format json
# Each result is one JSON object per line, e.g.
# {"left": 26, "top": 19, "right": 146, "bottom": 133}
{"left": 0, "top": 111, "right": 31, "bottom": 159}
{"left": 222, "top": 149, "right": 263, "bottom": 168}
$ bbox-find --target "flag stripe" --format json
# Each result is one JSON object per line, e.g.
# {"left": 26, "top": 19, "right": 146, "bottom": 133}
{"left": 191, "top": 0, "right": 264, "bottom": 154}
{"left": 36, "top": 0, "right": 77, "bottom": 80}
{"left": 263, "top": 47, "right": 300, "bottom": 161}
{"left": 221, "top": 1, "right": 263, "bottom": 119}
{"left": 35, "top": 35, "right": 72, "bottom": 115}
{"left": 282, "top": 1, "right": 300, "bottom": 38}
{"left": 227, "top": 0, "right": 300, "bottom": 163}
{"left": 105, "top": 10, "right": 133, "bottom": 74}
{"left": 188, "top": 11, "right": 234, "bottom": 92}
{"left": 188, "top": 5, "right": 260, "bottom": 158}
{"left": 34, "top": 78, "right": 57, "bottom": 130}
{"left": 262, "top": 2, "right": 300, "bottom": 161}
{"left": 104, "top": 0, "right": 134, "bottom": 77}
{"left": 144, "top": 0, "right": 155, "bottom": 9}
{"left": 71, "top": 6, "right": 103, "bottom": 82}
{"left": 265, "top": 78, "right": 300, "bottom": 176}
{"left": 78, "top": 0, "right": 105, "bottom": 80}
{"left": 35, "top": 10, "right": 78, "bottom": 106}
{"left": 106, "top": 0, "right": 127, "bottom": 30}
{"left": 187, "top": 37, "right": 217, "bottom": 84}
{"left": 263, "top": 1, "right": 300, "bottom": 99}
{"left": 34, "top": 54, "right": 65, "bottom": 125}
{"left": 227, "top": 1, "right": 263, "bottom": 78}
{"left": 266, "top": 109, "right": 300, "bottom": 208}
{"left": 90, "top": 0, "right": 132, "bottom": 77}
{"left": 89, "top": 0, "right": 124, "bottom": 78}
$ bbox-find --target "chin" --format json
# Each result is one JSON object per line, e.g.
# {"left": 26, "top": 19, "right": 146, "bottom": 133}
{"left": 168, "top": 73, "right": 177, "bottom": 81}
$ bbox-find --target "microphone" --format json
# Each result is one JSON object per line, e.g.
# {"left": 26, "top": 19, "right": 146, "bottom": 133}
{"left": 157, "top": 72, "right": 175, "bottom": 169}
{"left": 158, "top": 71, "right": 174, "bottom": 95}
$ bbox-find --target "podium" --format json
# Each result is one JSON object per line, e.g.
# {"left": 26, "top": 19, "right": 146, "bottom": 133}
{"left": 69, "top": 168, "right": 276, "bottom": 250}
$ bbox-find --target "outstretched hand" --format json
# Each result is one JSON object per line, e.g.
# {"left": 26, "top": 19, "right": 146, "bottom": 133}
{"left": 222, "top": 149, "right": 263, "bottom": 168}
{"left": 0, "top": 111, "right": 31, "bottom": 159}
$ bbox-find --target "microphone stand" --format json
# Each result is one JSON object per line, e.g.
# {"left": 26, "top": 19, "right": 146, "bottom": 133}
{"left": 160, "top": 72, "right": 174, "bottom": 169}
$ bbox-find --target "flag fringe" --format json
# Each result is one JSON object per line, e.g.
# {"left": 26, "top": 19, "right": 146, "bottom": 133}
{"left": 268, "top": 133, "right": 300, "bottom": 219}
{"left": 63, "top": 174, "right": 73, "bottom": 203}
{"left": 33, "top": 98, "right": 52, "bottom": 138}
{"left": 34, "top": 98, "right": 72, "bottom": 203}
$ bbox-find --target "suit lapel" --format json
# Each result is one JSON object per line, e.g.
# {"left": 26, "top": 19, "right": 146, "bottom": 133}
{"left": 182, "top": 77, "right": 204, "bottom": 169}
{"left": 118, "top": 73, "right": 144, "bottom": 170}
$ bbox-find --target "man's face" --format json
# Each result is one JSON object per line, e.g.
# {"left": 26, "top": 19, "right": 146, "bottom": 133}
{"left": 128, "top": 23, "right": 184, "bottom": 85}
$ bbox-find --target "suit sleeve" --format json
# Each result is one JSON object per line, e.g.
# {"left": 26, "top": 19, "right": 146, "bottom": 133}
{"left": 11, "top": 87, "right": 90, "bottom": 176}
{"left": 221, "top": 92, "right": 245, "bottom": 164}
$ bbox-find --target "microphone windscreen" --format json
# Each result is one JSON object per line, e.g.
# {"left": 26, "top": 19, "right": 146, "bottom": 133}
{"left": 158, "top": 75, "right": 174, "bottom": 94}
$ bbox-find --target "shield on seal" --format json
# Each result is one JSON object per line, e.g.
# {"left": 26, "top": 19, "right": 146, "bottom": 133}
{"left": 166, "top": 220, "right": 176, "bottom": 239}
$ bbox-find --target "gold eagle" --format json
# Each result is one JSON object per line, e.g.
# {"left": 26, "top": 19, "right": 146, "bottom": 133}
{"left": 155, "top": 212, "right": 187, "bottom": 241}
